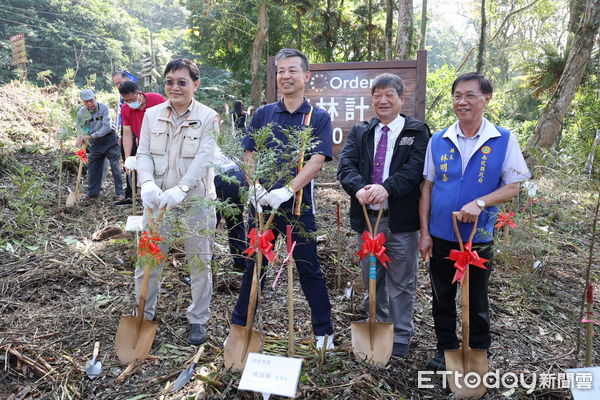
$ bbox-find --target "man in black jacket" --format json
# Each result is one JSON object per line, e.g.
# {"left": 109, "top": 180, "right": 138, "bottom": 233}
{"left": 337, "top": 73, "right": 430, "bottom": 357}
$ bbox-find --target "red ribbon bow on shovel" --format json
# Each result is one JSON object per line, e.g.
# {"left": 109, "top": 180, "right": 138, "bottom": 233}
{"left": 356, "top": 231, "right": 392, "bottom": 268}
{"left": 244, "top": 228, "right": 277, "bottom": 264}
{"left": 447, "top": 242, "right": 489, "bottom": 284}
{"left": 75, "top": 148, "right": 88, "bottom": 163}
{"left": 138, "top": 231, "right": 165, "bottom": 262}
{"left": 495, "top": 211, "right": 517, "bottom": 230}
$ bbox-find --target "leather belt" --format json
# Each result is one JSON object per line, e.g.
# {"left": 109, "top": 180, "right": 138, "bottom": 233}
{"left": 366, "top": 208, "right": 389, "bottom": 217}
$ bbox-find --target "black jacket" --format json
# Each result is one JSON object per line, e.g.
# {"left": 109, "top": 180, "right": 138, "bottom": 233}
{"left": 337, "top": 114, "right": 430, "bottom": 233}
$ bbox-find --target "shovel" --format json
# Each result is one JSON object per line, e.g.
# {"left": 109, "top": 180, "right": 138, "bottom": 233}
{"left": 115, "top": 207, "right": 165, "bottom": 365}
{"left": 444, "top": 212, "right": 488, "bottom": 399}
{"left": 224, "top": 212, "right": 276, "bottom": 370}
{"left": 66, "top": 142, "right": 87, "bottom": 207}
{"left": 85, "top": 341, "right": 102, "bottom": 379}
{"left": 170, "top": 345, "right": 205, "bottom": 393}
{"left": 351, "top": 205, "right": 394, "bottom": 366}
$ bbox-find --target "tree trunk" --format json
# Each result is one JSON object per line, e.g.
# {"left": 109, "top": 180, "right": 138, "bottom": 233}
{"left": 476, "top": 0, "right": 486, "bottom": 73}
{"left": 526, "top": 0, "right": 600, "bottom": 150}
{"left": 367, "top": 0, "right": 373, "bottom": 61}
{"left": 385, "top": 0, "right": 394, "bottom": 59}
{"left": 250, "top": 0, "right": 268, "bottom": 106}
{"left": 296, "top": 7, "right": 302, "bottom": 51}
{"left": 419, "top": 0, "right": 428, "bottom": 50}
{"left": 396, "top": 0, "right": 413, "bottom": 60}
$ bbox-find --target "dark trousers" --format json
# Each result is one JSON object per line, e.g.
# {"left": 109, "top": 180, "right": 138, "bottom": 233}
{"left": 429, "top": 236, "right": 493, "bottom": 352}
{"left": 231, "top": 210, "right": 333, "bottom": 336}
{"left": 120, "top": 136, "right": 138, "bottom": 199}
{"left": 214, "top": 168, "right": 247, "bottom": 270}
{"left": 88, "top": 143, "right": 123, "bottom": 196}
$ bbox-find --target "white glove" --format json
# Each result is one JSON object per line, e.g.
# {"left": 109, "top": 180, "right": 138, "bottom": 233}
{"left": 159, "top": 186, "right": 187, "bottom": 210}
{"left": 247, "top": 183, "right": 269, "bottom": 213}
{"left": 141, "top": 181, "right": 162, "bottom": 210}
{"left": 124, "top": 156, "right": 137, "bottom": 171}
{"left": 265, "top": 185, "right": 294, "bottom": 210}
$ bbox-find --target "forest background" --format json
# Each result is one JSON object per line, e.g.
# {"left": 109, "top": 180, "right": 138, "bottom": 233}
{"left": 0, "top": 0, "right": 599, "bottom": 160}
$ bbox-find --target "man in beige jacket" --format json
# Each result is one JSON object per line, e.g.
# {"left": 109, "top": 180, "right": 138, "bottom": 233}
{"left": 136, "top": 58, "right": 218, "bottom": 344}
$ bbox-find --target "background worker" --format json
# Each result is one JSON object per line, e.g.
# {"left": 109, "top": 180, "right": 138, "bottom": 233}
{"left": 116, "top": 80, "right": 166, "bottom": 205}
{"left": 76, "top": 89, "right": 124, "bottom": 203}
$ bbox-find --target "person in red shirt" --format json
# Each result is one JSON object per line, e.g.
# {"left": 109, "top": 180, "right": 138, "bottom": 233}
{"left": 117, "top": 81, "right": 167, "bottom": 205}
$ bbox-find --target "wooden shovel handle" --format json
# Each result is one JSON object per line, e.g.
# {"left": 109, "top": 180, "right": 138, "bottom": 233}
{"left": 361, "top": 205, "right": 373, "bottom": 236}
{"left": 451, "top": 212, "right": 479, "bottom": 251}
{"left": 191, "top": 345, "right": 205, "bottom": 364}
{"left": 92, "top": 341, "right": 100, "bottom": 360}
{"left": 74, "top": 142, "right": 88, "bottom": 196}
{"left": 138, "top": 207, "right": 167, "bottom": 321}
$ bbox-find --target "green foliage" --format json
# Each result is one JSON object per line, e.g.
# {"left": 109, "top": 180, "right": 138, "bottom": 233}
{"left": 0, "top": 162, "right": 50, "bottom": 251}
{"left": 0, "top": 0, "right": 188, "bottom": 91}
{"left": 425, "top": 64, "right": 457, "bottom": 132}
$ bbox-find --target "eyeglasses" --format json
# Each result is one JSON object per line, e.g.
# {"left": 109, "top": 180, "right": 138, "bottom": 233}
{"left": 451, "top": 93, "right": 485, "bottom": 102}
{"left": 165, "top": 79, "right": 189, "bottom": 87}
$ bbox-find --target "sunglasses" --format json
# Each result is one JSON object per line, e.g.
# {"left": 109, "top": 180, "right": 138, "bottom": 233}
{"left": 165, "top": 79, "right": 189, "bottom": 87}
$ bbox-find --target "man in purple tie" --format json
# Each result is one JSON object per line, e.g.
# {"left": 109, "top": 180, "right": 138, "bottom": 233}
{"left": 338, "top": 73, "right": 430, "bottom": 357}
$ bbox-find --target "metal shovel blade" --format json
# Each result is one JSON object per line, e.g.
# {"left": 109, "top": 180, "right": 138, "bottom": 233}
{"left": 85, "top": 359, "right": 102, "bottom": 379}
{"left": 351, "top": 319, "right": 394, "bottom": 366}
{"left": 445, "top": 348, "right": 488, "bottom": 399}
{"left": 170, "top": 346, "right": 205, "bottom": 393}
{"left": 223, "top": 324, "right": 263, "bottom": 370}
{"left": 171, "top": 364, "right": 195, "bottom": 393}
{"left": 85, "top": 341, "right": 102, "bottom": 379}
{"left": 115, "top": 314, "right": 158, "bottom": 364}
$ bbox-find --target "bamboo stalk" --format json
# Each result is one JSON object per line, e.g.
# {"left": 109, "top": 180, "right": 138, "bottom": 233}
{"left": 286, "top": 224, "right": 295, "bottom": 357}
{"left": 575, "top": 191, "right": 600, "bottom": 365}
{"left": 585, "top": 286, "right": 593, "bottom": 366}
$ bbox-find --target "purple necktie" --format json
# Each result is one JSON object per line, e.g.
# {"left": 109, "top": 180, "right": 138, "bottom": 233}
{"left": 371, "top": 125, "right": 390, "bottom": 184}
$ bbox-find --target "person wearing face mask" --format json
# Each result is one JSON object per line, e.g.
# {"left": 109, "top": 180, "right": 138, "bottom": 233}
{"left": 117, "top": 81, "right": 166, "bottom": 205}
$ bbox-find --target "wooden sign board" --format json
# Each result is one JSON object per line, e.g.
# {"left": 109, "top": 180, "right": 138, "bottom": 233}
{"left": 267, "top": 51, "right": 426, "bottom": 155}
{"left": 9, "top": 33, "right": 27, "bottom": 66}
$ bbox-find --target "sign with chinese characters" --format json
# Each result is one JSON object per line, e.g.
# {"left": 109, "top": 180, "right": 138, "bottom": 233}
{"left": 9, "top": 33, "right": 27, "bottom": 67}
{"left": 238, "top": 353, "right": 303, "bottom": 398}
{"left": 267, "top": 51, "right": 427, "bottom": 155}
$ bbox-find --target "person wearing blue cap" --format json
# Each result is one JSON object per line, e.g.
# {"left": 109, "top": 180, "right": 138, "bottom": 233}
{"left": 76, "top": 89, "right": 124, "bottom": 202}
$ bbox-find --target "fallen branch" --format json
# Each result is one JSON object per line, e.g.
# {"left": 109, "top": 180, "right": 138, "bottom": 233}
{"left": 116, "top": 359, "right": 140, "bottom": 383}
{"left": 2, "top": 346, "right": 55, "bottom": 379}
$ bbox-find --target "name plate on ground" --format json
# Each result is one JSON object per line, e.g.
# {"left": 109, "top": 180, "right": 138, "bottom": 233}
{"left": 125, "top": 215, "right": 143, "bottom": 232}
{"left": 238, "top": 353, "right": 303, "bottom": 398}
{"left": 566, "top": 366, "right": 600, "bottom": 399}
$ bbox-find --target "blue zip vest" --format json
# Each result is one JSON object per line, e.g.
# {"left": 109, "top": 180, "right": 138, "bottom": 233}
{"left": 429, "top": 125, "right": 510, "bottom": 243}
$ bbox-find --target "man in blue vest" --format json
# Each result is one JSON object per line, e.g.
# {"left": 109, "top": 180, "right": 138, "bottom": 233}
{"left": 338, "top": 73, "right": 430, "bottom": 357}
{"left": 419, "top": 72, "right": 530, "bottom": 370}
{"left": 229, "top": 48, "right": 335, "bottom": 350}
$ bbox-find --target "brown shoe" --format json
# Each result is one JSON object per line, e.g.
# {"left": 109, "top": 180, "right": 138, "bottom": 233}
{"left": 82, "top": 194, "right": 98, "bottom": 202}
{"left": 113, "top": 195, "right": 126, "bottom": 202}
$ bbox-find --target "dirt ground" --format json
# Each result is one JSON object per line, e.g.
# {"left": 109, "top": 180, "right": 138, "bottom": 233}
{"left": 1, "top": 149, "right": 599, "bottom": 400}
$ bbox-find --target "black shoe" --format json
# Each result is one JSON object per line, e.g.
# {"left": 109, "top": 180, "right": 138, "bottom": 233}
{"left": 114, "top": 197, "right": 133, "bottom": 206}
{"left": 179, "top": 275, "right": 192, "bottom": 286}
{"left": 188, "top": 324, "right": 207, "bottom": 345}
{"left": 392, "top": 342, "right": 409, "bottom": 357}
{"left": 427, "top": 352, "right": 446, "bottom": 370}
